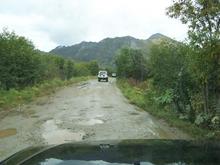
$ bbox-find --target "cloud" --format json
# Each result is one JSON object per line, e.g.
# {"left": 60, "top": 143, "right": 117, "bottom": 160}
{"left": 0, "top": 0, "right": 188, "bottom": 51}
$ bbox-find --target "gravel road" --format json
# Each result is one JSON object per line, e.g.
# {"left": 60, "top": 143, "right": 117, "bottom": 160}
{"left": 0, "top": 78, "right": 189, "bottom": 160}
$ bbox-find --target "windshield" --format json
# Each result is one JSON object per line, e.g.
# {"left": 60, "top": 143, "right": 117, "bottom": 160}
{"left": 99, "top": 71, "right": 107, "bottom": 75}
{"left": 0, "top": 0, "right": 219, "bottom": 164}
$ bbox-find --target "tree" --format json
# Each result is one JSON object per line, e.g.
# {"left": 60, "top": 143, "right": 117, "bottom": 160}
{"left": 74, "top": 62, "right": 91, "bottom": 76}
{"left": 65, "top": 60, "right": 75, "bottom": 80}
{"left": 0, "top": 29, "right": 96, "bottom": 90}
{"left": 55, "top": 57, "right": 65, "bottom": 80}
{"left": 115, "top": 48, "right": 148, "bottom": 81}
{"left": 0, "top": 29, "right": 40, "bottom": 89}
{"left": 167, "top": 0, "right": 220, "bottom": 114}
{"left": 149, "top": 40, "right": 195, "bottom": 119}
{"left": 87, "top": 60, "right": 99, "bottom": 75}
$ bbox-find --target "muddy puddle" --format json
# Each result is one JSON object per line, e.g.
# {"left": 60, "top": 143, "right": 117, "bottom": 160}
{"left": 0, "top": 128, "right": 17, "bottom": 138}
{"left": 77, "top": 82, "right": 89, "bottom": 89}
{"left": 78, "top": 119, "right": 104, "bottom": 126}
{"left": 102, "top": 105, "right": 114, "bottom": 109}
{"left": 130, "top": 112, "right": 140, "bottom": 115}
{"left": 42, "top": 120, "right": 85, "bottom": 145}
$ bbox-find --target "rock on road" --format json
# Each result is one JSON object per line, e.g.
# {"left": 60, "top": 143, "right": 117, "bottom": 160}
{"left": 0, "top": 78, "right": 189, "bottom": 160}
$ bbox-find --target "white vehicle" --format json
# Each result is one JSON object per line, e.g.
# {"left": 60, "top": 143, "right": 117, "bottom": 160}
{"left": 111, "top": 73, "right": 117, "bottom": 77}
{"left": 98, "top": 70, "right": 108, "bottom": 82}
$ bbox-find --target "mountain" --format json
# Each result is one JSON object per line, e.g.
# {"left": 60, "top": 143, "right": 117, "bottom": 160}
{"left": 50, "top": 33, "right": 170, "bottom": 67}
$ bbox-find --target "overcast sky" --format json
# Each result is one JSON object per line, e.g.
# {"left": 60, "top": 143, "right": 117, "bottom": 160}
{"left": 0, "top": 0, "right": 188, "bottom": 51}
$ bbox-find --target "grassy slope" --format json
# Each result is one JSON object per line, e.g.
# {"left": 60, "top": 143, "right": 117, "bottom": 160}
{"left": 117, "top": 79, "right": 217, "bottom": 139}
{"left": 0, "top": 76, "right": 92, "bottom": 111}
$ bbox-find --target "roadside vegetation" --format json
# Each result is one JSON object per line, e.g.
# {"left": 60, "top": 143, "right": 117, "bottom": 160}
{"left": 0, "top": 29, "right": 98, "bottom": 111}
{"left": 116, "top": 0, "right": 220, "bottom": 139}
{"left": 117, "top": 79, "right": 211, "bottom": 139}
{"left": 0, "top": 77, "right": 91, "bottom": 111}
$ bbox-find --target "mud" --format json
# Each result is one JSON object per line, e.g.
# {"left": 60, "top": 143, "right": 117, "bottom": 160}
{"left": 0, "top": 128, "right": 17, "bottom": 138}
{"left": 0, "top": 78, "right": 190, "bottom": 160}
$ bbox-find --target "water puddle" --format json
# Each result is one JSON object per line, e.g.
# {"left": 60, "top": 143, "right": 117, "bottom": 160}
{"left": 102, "top": 105, "right": 114, "bottom": 109}
{"left": 95, "top": 114, "right": 104, "bottom": 118}
{"left": 146, "top": 128, "right": 157, "bottom": 136}
{"left": 42, "top": 120, "right": 85, "bottom": 145}
{"left": 31, "top": 115, "right": 39, "bottom": 118}
{"left": 36, "top": 100, "right": 47, "bottom": 106}
{"left": 79, "top": 119, "right": 104, "bottom": 126}
{"left": 77, "top": 82, "right": 89, "bottom": 89}
{"left": 130, "top": 112, "right": 139, "bottom": 115}
{"left": 0, "top": 128, "right": 17, "bottom": 138}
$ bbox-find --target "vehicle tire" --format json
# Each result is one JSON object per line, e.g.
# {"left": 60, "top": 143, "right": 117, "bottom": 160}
{"left": 106, "top": 78, "right": 108, "bottom": 82}
{"left": 98, "top": 78, "right": 100, "bottom": 82}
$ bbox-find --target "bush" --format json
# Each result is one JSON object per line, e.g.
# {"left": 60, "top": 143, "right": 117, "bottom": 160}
{"left": 194, "top": 113, "right": 212, "bottom": 128}
{"left": 117, "top": 79, "right": 219, "bottom": 139}
{"left": 0, "top": 29, "right": 99, "bottom": 91}
{"left": 153, "top": 89, "right": 174, "bottom": 105}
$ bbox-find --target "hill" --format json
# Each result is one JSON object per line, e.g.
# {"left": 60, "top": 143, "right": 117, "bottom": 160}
{"left": 50, "top": 33, "right": 170, "bottom": 67}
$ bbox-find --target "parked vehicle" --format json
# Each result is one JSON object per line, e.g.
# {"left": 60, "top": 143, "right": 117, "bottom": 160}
{"left": 111, "top": 73, "right": 117, "bottom": 77}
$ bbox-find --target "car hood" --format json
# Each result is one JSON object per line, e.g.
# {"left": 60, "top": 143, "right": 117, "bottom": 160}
{"left": 1, "top": 139, "right": 220, "bottom": 165}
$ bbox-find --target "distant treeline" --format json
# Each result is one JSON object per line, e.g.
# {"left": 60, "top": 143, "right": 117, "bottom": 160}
{"left": 0, "top": 29, "right": 99, "bottom": 90}
{"left": 115, "top": 0, "right": 220, "bottom": 130}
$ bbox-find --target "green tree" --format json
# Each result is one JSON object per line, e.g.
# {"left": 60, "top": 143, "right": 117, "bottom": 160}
{"left": 65, "top": 60, "right": 75, "bottom": 80}
{"left": 167, "top": 0, "right": 220, "bottom": 114}
{"left": 55, "top": 57, "right": 65, "bottom": 80}
{"left": 149, "top": 41, "right": 195, "bottom": 120}
{"left": 115, "top": 48, "right": 148, "bottom": 81}
{"left": 0, "top": 29, "right": 96, "bottom": 90}
{"left": 0, "top": 29, "right": 40, "bottom": 89}
{"left": 87, "top": 60, "right": 99, "bottom": 75}
{"left": 74, "top": 62, "right": 91, "bottom": 76}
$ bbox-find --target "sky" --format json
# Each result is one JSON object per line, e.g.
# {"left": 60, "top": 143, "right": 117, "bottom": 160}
{"left": 0, "top": 0, "right": 188, "bottom": 52}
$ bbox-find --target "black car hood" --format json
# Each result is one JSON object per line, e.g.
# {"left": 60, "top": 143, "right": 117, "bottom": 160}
{"left": 1, "top": 139, "right": 220, "bottom": 165}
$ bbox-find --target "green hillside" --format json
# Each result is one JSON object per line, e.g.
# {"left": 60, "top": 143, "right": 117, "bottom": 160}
{"left": 50, "top": 33, "right": 170, "bottom": 67}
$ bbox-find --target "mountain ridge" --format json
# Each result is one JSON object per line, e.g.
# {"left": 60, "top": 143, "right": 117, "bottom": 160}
{"left": 50, "top": 33, "right": 171, "bottom": 66}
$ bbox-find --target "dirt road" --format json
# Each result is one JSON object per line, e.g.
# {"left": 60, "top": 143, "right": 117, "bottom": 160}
{"left": 0, "top": 78, "right": 189, "bottom": 160}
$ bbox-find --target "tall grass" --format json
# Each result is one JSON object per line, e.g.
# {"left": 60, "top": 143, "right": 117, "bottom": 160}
{"left": 0, "top": 76, "right": 91, "bottom": 111}
{"left": 117, "top": 79, "right": 146, "bottom": 108}
{"left": 117, "top": 79, "right": 217, "bottom": 139}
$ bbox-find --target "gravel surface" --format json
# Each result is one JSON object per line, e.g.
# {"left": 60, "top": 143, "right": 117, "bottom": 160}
{"left": 0, "top": 78, "right": 190, "bottom": 160}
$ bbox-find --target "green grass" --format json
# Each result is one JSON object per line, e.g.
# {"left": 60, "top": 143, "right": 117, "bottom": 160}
{"left": 117, "top": 79, "right": 218, "bottom": 139}
{"left": 0, "top": 76, "right": 92, "bottom": 111}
